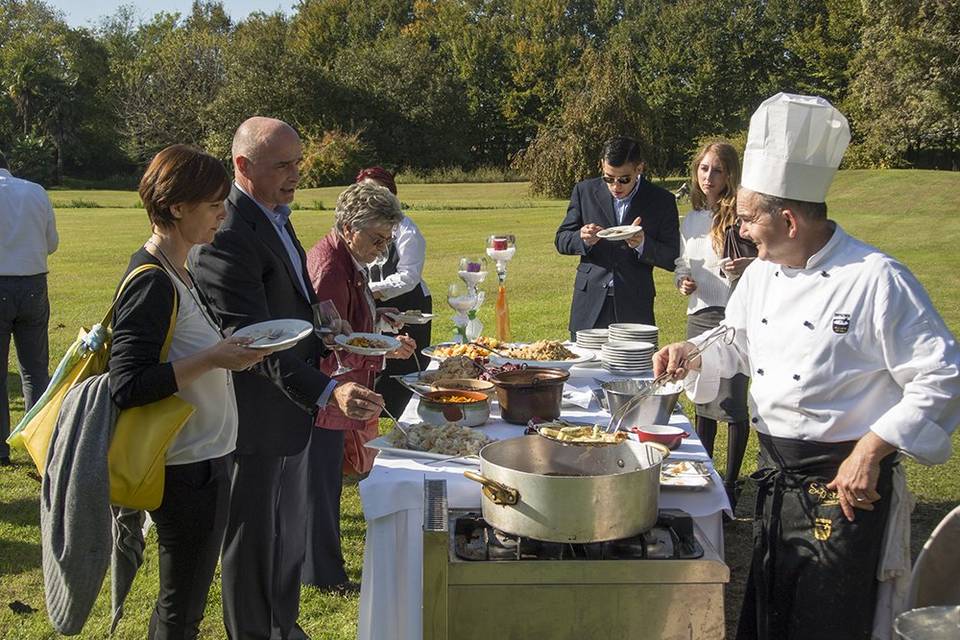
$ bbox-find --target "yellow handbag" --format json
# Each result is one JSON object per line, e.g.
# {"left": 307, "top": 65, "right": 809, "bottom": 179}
{"left": 9, "top": 263, "right": 195, "bottom": 510}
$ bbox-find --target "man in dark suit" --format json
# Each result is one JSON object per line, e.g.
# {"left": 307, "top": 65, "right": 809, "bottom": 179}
{"left": 189, "top": 117, "right": 383, "bottom": 640}
{"left": 556, "top": 137, "right": 680, "bottom": 338}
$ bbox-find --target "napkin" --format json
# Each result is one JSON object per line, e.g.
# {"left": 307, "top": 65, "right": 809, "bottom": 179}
{"left": 562, "top": 384, "right": 596, "bottom": 409}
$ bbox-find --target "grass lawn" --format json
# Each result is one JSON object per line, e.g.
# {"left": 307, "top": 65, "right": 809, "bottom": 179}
{"left": 3, "top": 169, "right": 959, "bottom": 638}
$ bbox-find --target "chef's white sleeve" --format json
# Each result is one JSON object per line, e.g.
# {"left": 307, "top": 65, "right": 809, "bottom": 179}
{"left": 682, "top": 281, "right": 751, "bottom": 403}
{"left": 869, "top": 265, "right": 960, "bottom": 465}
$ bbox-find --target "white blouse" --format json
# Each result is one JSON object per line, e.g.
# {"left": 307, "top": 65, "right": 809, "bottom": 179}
{"left": 164, "top": 278, "right": 238, "bottom": 465}
{"left": 674, "top": 209, "right": 733, "bottom": 314}
{"left": 684, "top": 224, "right": 960, "bottom": 465}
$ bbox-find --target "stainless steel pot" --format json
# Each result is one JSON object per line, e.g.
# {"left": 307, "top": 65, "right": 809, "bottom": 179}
{"left": 464, "top": 436, "right": 669, "bottom": 542}
{"left": 599, "top": 378, "right": 682, "bottom": 426}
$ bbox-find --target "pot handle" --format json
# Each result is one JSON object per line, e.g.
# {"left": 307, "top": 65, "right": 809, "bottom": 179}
{"left": 644, "top": 441, "right": 672, "bottom": 460}
{"left": 463, "top": 470, "right": 520, "bottom": 505}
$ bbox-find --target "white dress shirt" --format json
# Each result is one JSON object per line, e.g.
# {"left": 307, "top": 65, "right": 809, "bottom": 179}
{"left": 368, "top": 215, "right": 431, "bottom": 300}
{"left": 674, "top": 209, "right": 733, "bottom": 313}
{"left": 683, "top": 224, "right": 960, "bottom": 465}
{"left": 0, "top": 168, "right": 58, "bottom": 276}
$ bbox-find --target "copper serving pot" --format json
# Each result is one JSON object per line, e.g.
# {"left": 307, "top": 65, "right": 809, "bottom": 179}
{"left": 489, "top": 367, "right": 569, "bottom": 424}
{"left": 416, "top": 389, "right": 490, "bottom": 427}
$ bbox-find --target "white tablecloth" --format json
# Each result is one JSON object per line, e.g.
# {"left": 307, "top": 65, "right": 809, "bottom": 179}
{"left": 357, "top": 365, "right": 732, "bottom": 640}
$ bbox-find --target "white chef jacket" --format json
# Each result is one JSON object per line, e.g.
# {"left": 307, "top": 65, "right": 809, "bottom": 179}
{"left": 684, "top": 223, "right": 960, "bottom": 465}
{"left": 367, "top": 215, "right": 431, "bottom": 300}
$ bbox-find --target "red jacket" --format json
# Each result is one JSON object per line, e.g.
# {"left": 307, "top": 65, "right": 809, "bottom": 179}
{"left": 306, "top": 231, "right": 384, "bottom": 472}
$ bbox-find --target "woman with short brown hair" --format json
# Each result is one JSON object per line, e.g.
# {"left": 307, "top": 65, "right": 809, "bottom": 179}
{"left": 109, "top": 144, "right": 265, "bottom": 638}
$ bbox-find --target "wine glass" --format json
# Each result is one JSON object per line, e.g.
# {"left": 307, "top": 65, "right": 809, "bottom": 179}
{"left": 314, "top": 299, "right": 353, "bottom": 376}
{"left": 447, "top": 281, "right": 478, "bottom": 314}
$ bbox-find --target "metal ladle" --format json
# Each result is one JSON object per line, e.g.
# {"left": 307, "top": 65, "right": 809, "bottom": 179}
{"left": 606, "top": 325, "right": 736, "bottom": 433}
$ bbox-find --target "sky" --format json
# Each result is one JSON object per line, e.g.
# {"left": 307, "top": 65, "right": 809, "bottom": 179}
{"left": 46, "top": 1, "right": 294, "bottom": 28}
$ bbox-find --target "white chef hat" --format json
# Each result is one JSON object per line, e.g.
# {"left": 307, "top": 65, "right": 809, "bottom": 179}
{"left": 740, "top": 92, "right": 851, "bottom": 203}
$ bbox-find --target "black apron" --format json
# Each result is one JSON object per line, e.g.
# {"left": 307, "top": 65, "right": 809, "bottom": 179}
{"left": 369, "top": 243, "right": 433, "bottom": 417}
{"left": 737, "top": 433, "right": 897, "bottom": 640}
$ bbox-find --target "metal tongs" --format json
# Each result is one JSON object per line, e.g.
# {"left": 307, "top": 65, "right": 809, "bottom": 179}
{"left": 606, "top": 325, "right": 736, "bottom": 433}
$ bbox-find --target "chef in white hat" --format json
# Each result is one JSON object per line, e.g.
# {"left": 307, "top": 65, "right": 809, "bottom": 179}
{"left": 654, "top": 93, "right": 960, "bottom": 640}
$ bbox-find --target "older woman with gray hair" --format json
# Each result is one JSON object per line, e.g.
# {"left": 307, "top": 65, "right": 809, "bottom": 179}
{"left": 302, "top": 181, "right": 415, "bottom": 591}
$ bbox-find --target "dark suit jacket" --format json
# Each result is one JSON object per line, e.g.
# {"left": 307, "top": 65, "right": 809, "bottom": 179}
{"left": 555, "top": 176, "right": 680, "bottom": 333}
{"left": 189, "top": 186, "right": 332, "bottom": 457}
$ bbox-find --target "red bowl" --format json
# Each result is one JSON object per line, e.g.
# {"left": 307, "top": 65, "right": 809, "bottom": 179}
{"left": 630, "top": 424, "right": 689, "bottom": 450}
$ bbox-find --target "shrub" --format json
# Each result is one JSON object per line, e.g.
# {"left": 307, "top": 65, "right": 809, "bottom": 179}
{"left": 9, "top": 133, "right": 57, "bottom": 186}
{"left": 299, "top": 129, "right": 369, "bottom": 188}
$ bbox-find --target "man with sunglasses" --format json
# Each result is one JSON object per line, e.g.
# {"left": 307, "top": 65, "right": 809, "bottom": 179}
{"left": 556, "top": 136, "right": 680, "bottom": 338}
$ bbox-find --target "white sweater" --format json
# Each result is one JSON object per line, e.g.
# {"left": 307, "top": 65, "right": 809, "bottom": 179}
{"left": 674, "top": 209, "right": 733, "bottom": 314}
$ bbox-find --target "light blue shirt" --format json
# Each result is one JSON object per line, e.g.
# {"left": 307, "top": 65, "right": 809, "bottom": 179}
{"left": 234, "top": 183, "right": 337, "bottom": 407}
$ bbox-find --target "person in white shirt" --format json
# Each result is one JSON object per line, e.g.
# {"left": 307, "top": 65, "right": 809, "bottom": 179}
{"left": 655, "top": 94, "right": 960, "bottom": 640}
{"left": 0, "top": 150, "right": 59, "bottom": 466}
{"left": 674, "top": 141, "right": 754, "bottom": 509}
{"left": 357, "top": 167, "right": 433, "bottom": 417}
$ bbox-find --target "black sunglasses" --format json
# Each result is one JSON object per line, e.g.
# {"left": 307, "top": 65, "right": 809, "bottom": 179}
{"left": 601, "top": 175, "right": 634, "bottom": 185}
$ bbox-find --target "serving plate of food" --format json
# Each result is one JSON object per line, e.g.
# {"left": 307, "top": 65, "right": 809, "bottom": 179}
{"left": 423, "top": 336, "right": 507, "bottom": 361}
{"left": 365, "top": 422, "right": 495, "bottom": 461}
{"left": 233, "top": 319, "right": 313, "bottom": 351}
{"left": 487, "top": 341, "right": 595, "bottom": 370}
{"left": 596, "top": 225, "right": 643, "bottom": 241}
{"left": 334, "top": 332, "right": 401, "bottom": 355}
{"left": 659, "top": 460, "right": 712, "bottom": 489}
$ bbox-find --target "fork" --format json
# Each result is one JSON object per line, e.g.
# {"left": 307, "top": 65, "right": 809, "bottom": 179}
{"left": 248, "top": 329, "right": 284, "bottom": 345}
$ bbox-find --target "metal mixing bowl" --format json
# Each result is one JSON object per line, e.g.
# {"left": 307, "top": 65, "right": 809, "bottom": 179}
{"left": 599, "top": 378, "right": 682, "bottom": 427}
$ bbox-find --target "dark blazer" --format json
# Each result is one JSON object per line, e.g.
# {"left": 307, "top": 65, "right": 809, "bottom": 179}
{"left": 555, "top": 176, "right": 680, "bottom": 333}
{"left": 189, "top": 186, "right": 332, "bottom": 457}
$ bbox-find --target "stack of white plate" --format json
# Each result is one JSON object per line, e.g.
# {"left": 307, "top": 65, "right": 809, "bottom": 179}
{"left": 600, "top": 340, "right": 655, "bottom": 375}
{"left": 575, "top": 328, "right": 609, "bottom": 350}
{"left": 608, "top": 323, "right": 659, "bottom": 349}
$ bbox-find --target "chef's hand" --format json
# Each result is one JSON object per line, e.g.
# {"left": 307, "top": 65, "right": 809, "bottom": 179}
{"left": 387, "top": 334, "right": 417, "bottom": 360}
{"left": 653, "top": 341, "right": 700, "bottom": 380}
{"left": 723, "top": 257, "right": 755, "bottom": 278}
{"left": 826, "top": 432, "right": 897, "bottom": 522}
{"left": 624, "top": 217, "right": 645, "bottom": 249}
{"left": 678, "top": 276, "right": 697, "bottom": 296}
{"left": 331, "top": 382, "right": 384, "bottom": 420}
{"left": 580, "top": 223, "right": 603, "bottom": 247}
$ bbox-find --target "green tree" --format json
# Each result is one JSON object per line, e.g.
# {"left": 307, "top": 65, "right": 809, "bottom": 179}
{"left": 845, "top": 0, "right": 960, "bottom": 169}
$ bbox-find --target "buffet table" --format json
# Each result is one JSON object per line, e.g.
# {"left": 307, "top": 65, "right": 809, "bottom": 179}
{"left": 357, "top": 365, "right": 732, "bottom": 640}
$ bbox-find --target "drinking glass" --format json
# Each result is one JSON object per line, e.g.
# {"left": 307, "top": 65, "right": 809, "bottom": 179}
{"left": 314, "top": 299, "right": 353, "bottom": 376}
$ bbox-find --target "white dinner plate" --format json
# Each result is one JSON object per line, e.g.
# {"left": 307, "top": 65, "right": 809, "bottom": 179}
{"left": 233, "top": 319, "right": 313, "bottom": 351}
{"left": 488, "top": 344, "right": 595, "bottom": 371}
{"left": 364, "top": 434, "right": 484, "bottom": 464}
{"left": 596, "top": 225, "right": 644, "bottom": 240}
{"left": 384, "top": 310, "right": 436, "bottom": 325}
{"left": 660, "top": 460, "right": 713, "bottom": 489}
{"left": 335, "top": 332, "right": 401, "bottom": 355}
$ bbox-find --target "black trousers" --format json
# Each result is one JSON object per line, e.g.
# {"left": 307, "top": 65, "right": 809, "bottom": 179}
{"left": 302, "top": 427, "right": 348, "bottom": 587}
{"left": 0, "top": 274, "right": 50, "bottom": 458}
{"left": 221, "top": 441, "right": 310, "bottom": 640}
{"left": 737, "top": 433, "right": 896, "bottom": 640}
{"left": 147, "top": 455, "right": 232, "bottom": 640}
{"left": 375, "top": 297, "right": 432, "bottom": 418}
